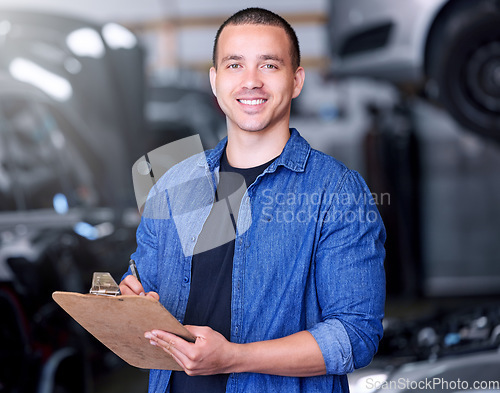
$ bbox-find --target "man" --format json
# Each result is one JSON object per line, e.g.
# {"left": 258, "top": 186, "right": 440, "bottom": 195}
{"left": 120, "top": 7, "right": 385, "bottom": 393}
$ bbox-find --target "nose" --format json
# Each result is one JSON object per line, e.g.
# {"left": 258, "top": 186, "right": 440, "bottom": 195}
{"left": 241, "top": 67, "right": 263, "bottom": 90}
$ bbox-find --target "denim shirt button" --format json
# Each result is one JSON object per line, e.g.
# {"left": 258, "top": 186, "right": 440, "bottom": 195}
{"left": 183, "top": 276, "right": 189, "bottom": 283}
{"left": 190, "top": 236, "right": 196, "bottom": 242}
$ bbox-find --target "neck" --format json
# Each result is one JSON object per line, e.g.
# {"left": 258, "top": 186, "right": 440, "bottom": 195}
{"left": 225, "top": 127, "right": 290, "bottom": 168}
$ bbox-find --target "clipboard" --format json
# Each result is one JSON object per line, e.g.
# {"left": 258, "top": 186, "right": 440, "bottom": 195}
{"left": 52, "top": 291, "right": 196, "bottom": 370}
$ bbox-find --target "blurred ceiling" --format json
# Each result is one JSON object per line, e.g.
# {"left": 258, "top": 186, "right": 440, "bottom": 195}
{"left": 0, "top": 0, "right": 327, "bottom": 23}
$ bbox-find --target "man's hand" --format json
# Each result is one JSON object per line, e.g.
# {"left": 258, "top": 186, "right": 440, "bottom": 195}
{"left": 144, "top": 326, "right": 326, "bottom": 377}
{"left": 144, "top": 326, "right": 236, "bottom": 375}
{"left": 119, "top": 275, "right": 159, "bottom": 300}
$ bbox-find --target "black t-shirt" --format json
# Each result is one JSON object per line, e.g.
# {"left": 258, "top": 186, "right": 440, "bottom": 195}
{"left": 169, "top": 151, "right": 276, "bottom": 393}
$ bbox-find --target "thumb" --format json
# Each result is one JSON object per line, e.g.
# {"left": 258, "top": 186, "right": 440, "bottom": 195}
{"left": 183, "top": 325, "right": 211, "bottom": 339}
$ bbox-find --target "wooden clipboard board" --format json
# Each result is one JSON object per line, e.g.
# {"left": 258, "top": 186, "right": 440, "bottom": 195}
{"left": 52, "top": 291, "right": 196, "bottom": 370}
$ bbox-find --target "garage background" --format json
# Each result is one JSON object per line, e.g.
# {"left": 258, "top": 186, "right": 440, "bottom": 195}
{"left": 1, "top": 0, "right": 499, "bottom": 392}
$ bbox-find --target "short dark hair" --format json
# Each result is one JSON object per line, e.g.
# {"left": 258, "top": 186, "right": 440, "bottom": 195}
{"left": 212, "top": 7, "right": 301, "bottom": 70}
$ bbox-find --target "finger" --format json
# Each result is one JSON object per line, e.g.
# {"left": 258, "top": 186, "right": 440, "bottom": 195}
{"left": 146, "top": 291, "right": 160, "bottom": 301}
{"left": 119, "top": 275, "right": 145, "bottom": 295}
{"left": 152, "top": 330, "right": 195, "bottom": 353}
{"left": 183, "top": 325, "right": 210, "bottom": 340}
{"left": 147, "top": 335, "right": 186, "bottom": 366}
{"left": 157, "top": 337, "right": 192, "bottom": 369}
{"left": 118, "top": 282, "right": 137, "bottom": 295}
{"left": 146, "top": 331, "right": 192, "bottom": 370}
{"left": 165, "top": 346, "right": 188, "bottom": 371}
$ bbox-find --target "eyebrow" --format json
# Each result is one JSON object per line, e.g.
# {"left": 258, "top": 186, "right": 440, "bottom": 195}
{"left": 220, "top": 54, "right": 285, "bottom": 65}
{"left": 220, "top": 55, "right": 244, "bottom": 64}
{"left": 260, "top": 55, "right": 285, "bottom": 65}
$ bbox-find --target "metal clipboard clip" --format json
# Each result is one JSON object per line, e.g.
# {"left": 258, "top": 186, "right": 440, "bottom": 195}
{"left": 89, "top": 272, "right": 121, "bottom": 296}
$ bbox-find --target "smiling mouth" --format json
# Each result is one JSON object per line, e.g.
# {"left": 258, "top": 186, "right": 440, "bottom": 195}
{"left": 237, "top": 99, "right": 267, "bottom": 105}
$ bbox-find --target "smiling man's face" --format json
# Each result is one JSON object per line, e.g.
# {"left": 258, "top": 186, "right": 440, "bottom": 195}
{"left": 210, "top": 24, "right": 304, "bottom": 136}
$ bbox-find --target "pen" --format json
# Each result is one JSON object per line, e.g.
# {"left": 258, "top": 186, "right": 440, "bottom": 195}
{"left": 129, "top": 259, "right": 142, "bottom": 284}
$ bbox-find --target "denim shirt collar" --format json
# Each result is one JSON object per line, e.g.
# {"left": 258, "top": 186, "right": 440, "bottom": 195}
{"left": 198, "top": 128, "right": 311, "bottom": 173}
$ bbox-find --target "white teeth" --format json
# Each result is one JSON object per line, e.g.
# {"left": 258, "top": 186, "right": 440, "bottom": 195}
{"left": 239, "top": 99, "right": 266, "bottom": 105}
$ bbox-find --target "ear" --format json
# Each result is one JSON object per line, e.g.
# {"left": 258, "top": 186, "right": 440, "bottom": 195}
{"left": 209, "top": 67, "right": 217, "bottom": 97}
{"left": 292, "top": 66, "right": 305, "bottom": 99}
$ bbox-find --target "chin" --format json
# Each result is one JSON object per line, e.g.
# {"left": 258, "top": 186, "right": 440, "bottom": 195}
{"left": 235, "top": 121, "right": 271, "bottom": 133}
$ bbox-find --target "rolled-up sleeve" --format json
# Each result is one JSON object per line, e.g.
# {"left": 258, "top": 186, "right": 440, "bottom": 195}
{"left": 307, "top": 169, "right": 386, "bottom": 375}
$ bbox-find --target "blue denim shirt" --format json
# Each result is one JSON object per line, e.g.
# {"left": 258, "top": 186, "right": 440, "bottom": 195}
{"left": 125, "top": 129, "right": 386, "bottom": 393}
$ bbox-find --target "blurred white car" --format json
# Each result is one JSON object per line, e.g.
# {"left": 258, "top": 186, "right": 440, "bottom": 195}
{"left": 328, "top": 0, "right": 500, "bottom": 141}
{"left": 349, "top": 350, "right": 500, "bottom": 393}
